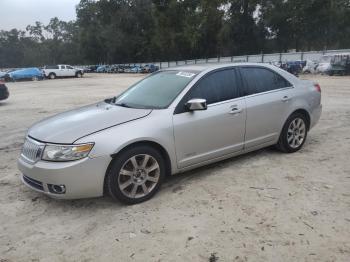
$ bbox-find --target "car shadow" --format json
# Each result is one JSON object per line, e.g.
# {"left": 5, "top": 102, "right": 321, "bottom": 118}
{"left": 27, "top": 147, "right": 282, "bottom": 212}
{"left": 163, "top": 147, "right": 280, "bottom": 189}
{"left": 0, "top": 101, "right": 10, "bottom": 106}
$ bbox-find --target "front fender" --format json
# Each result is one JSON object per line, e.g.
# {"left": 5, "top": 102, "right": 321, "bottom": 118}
{"left": 74, "top": 109, "right": 178, "bottom": 174}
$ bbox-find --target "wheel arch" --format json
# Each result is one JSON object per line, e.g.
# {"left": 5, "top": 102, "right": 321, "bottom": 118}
{"left": 103, "top": 140, "right": 172, "bottom": 195}
{"left": 290, "top": 108, "right": 311, "bottom": 130}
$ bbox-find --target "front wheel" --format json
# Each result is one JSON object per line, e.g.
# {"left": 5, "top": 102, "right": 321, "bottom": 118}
{"left": 276, "top": 113, "right": 308, "bottom": 153}
{"left": 48, "top": 73, "right": 56, "bottom": 79}
{"left": 76, "top": 72, "right": 82, "bottom": 78}
{"left": 106, "top": 146, "right": 165, "bottom": 204}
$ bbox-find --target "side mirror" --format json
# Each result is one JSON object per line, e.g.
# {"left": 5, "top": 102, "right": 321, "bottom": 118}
{"left": 185, "top": 98, "right": 207, "bottom": 111}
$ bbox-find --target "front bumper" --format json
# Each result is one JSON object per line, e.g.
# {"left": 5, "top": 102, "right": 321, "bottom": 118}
{"left": 18, "top": 155, "right": 111, "bottom": 199}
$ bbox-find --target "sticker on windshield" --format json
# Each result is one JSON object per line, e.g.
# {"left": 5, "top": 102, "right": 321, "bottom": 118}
{"left": 176, "top": 72, "right": 196, "bottom": 78}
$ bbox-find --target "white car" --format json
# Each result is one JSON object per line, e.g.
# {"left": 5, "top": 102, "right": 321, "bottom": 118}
{"left": 43, "top": 65, "right": 84, "bottom": 79}
{"left": 302, "top": 60, "right": 318, "bottom": 74}
{"left": 316, "top": 56, "right": 332, "bottom": 74}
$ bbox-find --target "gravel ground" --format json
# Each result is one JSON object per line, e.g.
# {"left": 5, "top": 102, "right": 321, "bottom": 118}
{"left": 0, "top": 73, "right": 349, "bottom": 262}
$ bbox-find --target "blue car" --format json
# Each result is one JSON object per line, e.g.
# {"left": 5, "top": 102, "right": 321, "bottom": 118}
{"left": 5, "top": 68, "right": 44, "bottom": 81}
{"left": 96, "top": 65, "right": 109, "bottom": 73}
{"left": 130, "top": 66, "right": 142, "bottom": 73}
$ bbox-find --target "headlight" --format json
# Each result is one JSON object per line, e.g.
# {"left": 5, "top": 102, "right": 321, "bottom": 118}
{"left": 42, "top": 143, "right": 94, "bottom": 162}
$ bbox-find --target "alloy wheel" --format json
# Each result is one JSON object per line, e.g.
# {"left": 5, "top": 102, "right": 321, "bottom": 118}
{"left": 287, "top": 118, "right": 306, "bottom": 149}
{"left": 118, "top": 154, "right": 160, "bottom": 199}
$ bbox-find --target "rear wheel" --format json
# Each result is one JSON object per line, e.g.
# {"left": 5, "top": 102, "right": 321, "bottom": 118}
{"left": 276, "top": 113, "right": 308, "bottom": 153}
{"left": 107, "top": 146, "right": 165, "bottom": 204}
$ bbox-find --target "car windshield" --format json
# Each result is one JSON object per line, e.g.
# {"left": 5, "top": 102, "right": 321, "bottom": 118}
{"left": 113, "top": 70, "right": 198, "bottom": 109}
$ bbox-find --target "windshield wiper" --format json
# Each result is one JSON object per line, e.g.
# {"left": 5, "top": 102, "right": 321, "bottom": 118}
{"left": 115, "top": 102, "right": 132, "bottom": 108}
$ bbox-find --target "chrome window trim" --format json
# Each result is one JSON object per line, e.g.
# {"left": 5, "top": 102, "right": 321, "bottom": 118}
{"left": 241, "top": 86, "right": 295, "bottom": 99}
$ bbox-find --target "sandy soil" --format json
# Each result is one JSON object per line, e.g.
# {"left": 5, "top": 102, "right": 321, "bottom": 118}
{"left": 0, "top": 73, "right": 349, "bottom": 262}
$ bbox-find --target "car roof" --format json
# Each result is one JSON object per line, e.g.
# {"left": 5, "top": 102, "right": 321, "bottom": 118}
{"left": 162, "top": 62, "right": 276, "bottom": 73}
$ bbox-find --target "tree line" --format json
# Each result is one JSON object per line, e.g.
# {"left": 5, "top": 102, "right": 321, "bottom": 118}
{"left": 0, "top": 0, "right": 349, "bottom": 68}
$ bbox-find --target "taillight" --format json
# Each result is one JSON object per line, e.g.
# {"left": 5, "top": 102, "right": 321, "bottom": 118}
{"left": 314, "top": 83, "right": 321, "bottom": 93}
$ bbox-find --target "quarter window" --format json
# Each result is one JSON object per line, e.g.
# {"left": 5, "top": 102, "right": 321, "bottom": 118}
{"left": 240, "top": 67, "right": 291, "bottom": 95}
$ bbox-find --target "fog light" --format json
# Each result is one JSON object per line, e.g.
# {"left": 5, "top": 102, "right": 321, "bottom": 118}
{"left": 48, "top": 184, "right": 66, "bottom": 194}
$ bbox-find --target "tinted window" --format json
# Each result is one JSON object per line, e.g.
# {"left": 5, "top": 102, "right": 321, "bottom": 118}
{"left": 186, "top": 69, "right": 239, "bottom": 105}
{"left": 45, "top": 65, "right": 59, "bottom": 69}
{"left": 240, "top": 67, "right": 291, "bottom": 95}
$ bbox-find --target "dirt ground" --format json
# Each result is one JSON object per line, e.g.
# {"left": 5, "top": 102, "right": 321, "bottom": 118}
{"left": 0, "top": 73, "right": 349, "bottom": 262}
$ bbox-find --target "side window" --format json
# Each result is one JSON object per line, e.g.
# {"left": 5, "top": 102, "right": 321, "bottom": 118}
{"left": 240, "top": 67, "right": 291, "bottom": 95}
{"left": 45, "top": 65, "right": 59, "bottom": 69}
{"left": 60, "top": 65, "right": 66, "bottom": 69}
{"left": 187, "top": 69, "right": 239, "bottom": 105}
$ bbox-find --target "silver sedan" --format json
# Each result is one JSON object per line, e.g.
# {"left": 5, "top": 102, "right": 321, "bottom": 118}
{"left": 18, "top": 63, "right": 322, "bottom": 204}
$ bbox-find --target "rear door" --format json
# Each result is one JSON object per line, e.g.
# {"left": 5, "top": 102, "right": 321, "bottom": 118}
{"left": 239, "top": 66, "right": 294, "bottom": 149}
{"left": 173, "top": 68, "right": 246, "bottom": 168}
{"left": 66, "top": 65, "right": 76, "bottom": 76}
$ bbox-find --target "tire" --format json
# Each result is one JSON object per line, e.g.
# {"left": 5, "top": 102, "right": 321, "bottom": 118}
{"left": 276, "top": 112, "right": 308, "bottom": 153}
{"left": 76, "top": 72, "right": 82, "bottom": 78}
{"left": 32, "top": 76, "right": 38, "bottom": 81}
{"left": 4, "top": 75, "right": 12, "bottom": 82}
{"left": 106, "top": 145, "right": 165, "bottom": 204}
{"left": 48, "top": 73, "right": 56, "bottom": 79}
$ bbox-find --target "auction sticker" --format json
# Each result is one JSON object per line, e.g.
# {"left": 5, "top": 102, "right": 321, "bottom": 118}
{"left": 176, "top": 72, "right": 196, "bottom": 78}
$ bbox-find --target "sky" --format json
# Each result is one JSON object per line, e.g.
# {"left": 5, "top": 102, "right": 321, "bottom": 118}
{"left": 0, "top": 0, "right": 81, "bottom": 31}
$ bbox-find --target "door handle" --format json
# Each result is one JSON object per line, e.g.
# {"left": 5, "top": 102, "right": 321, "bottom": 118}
{"left": 229, "top": 106, "right": 243, "bottom": 114}
{"left": 282, "top": 96, "right": 290, "bottom": 102}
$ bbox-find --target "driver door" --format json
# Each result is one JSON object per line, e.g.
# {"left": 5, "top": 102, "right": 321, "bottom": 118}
{"left": 173, "top": 68, "right": 246, "bottom": 169}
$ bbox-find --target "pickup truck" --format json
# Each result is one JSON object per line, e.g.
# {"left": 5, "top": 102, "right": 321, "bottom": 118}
{"left": 43, "top": 65, "right": 84, "bottom": 79}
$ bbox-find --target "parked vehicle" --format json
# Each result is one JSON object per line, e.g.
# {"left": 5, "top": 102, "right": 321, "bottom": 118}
{"left": 302, "top": 60, "right": 318, "bottom": 74}
{"left": 0, "top": 69, "right": 16, "bottom": 80}
{"left": 18, "top": 63, "right": 322, "bottom": 204}
{"left": 0, "top": 71, "right": 7, "bottom": 79}
{"left": 124, "top": 66, "right": 133, "bottom": 73}
{"left": 281, "top": 61, "right": 305, "bottom": 76}
{"left": 316, "top": 55, "right": 332, "bottom": 74}
{"left": 43, "top": 65, "right": 84, "bottom": 79}
{"left": 116, "top": 65, "right": 126, "bottom": 73}
{"left": 327, "top": 54, "right": 350, "bottom": 75}
{"left": 96, "top": 65, "right": 108, "bottom": 73}
{"left": 4, "top": 67, "right": 44, "bottom": 81}
{"left": 142, "top": 64, "right": 159, "bottom": 73}
{"left": 130, "top": 65, "right": 143, "bottom": 73}
{"left": 0, "top": 81, "right": 9, "bottom": 101}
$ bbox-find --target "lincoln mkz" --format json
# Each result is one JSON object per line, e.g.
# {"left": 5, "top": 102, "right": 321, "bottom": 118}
{"left": 18, "top": 63, "right": 322, "bottom": 204}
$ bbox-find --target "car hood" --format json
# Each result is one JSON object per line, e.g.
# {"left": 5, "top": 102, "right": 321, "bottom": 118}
{"left": 28, "top": 102, "right": 152, "bottom": 144}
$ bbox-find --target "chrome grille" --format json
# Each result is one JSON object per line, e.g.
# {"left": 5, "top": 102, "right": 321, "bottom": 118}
{"left": 21, "top": 138, "right": 44, "bottom": 163}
